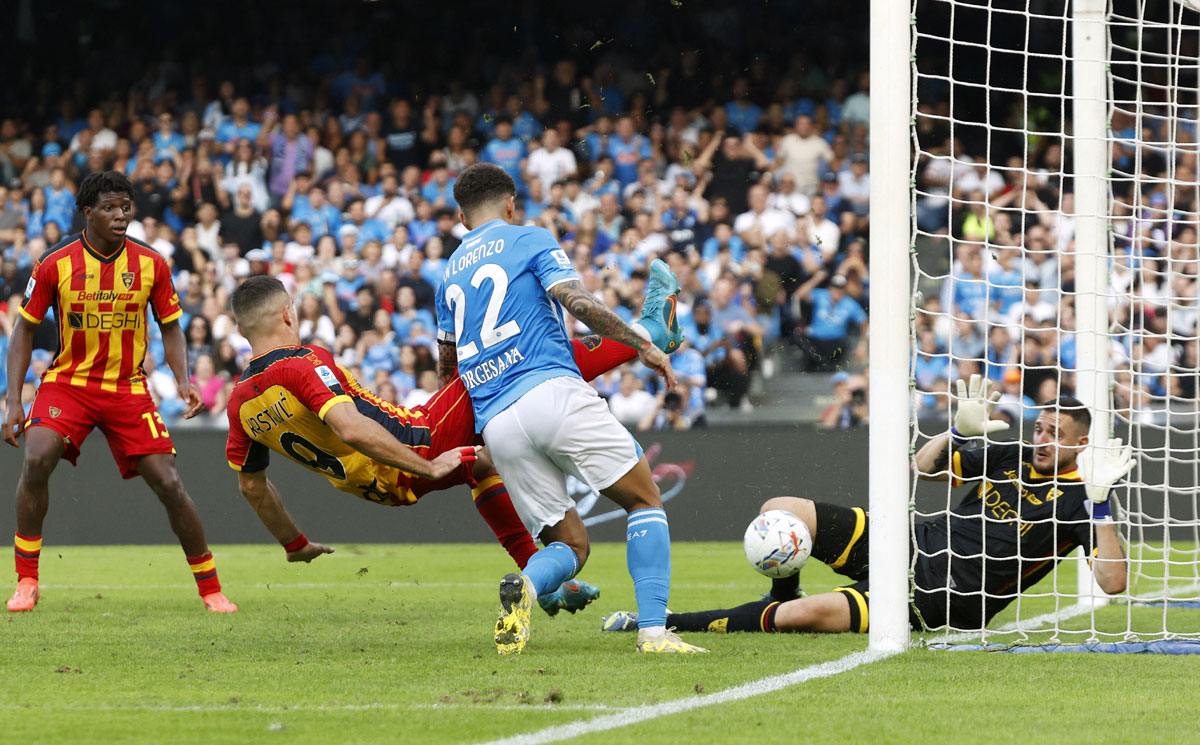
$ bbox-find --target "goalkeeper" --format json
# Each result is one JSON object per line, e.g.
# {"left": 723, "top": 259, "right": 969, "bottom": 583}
{"left": 603, "top": 375, "right": 1131, "bottom": 634}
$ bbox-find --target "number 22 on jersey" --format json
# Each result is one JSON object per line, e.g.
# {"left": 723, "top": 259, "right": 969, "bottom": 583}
{"left": 444, "top": 263, "right": 521, "bottom": 361}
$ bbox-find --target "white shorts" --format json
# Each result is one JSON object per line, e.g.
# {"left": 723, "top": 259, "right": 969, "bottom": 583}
{"left": 482, "top": 375, "right": 644, "bottom": 538}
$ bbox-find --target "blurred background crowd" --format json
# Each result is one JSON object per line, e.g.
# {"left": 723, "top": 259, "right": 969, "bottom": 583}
{"left": 0, "top": 1, "right": 877, "bottom": 431}
{"left": 5, "top": 1, "right": 1189, "bottom": 434}
{"left": 910, "top": 2, "right": 1200, "bottom": 431}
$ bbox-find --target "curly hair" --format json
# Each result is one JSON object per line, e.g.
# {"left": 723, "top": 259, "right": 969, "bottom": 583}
{"left": 75, "top": 170, "right": 135, "bottom": 213}
{"left": 452, "top": 163, "right": 516, "bottom": 219}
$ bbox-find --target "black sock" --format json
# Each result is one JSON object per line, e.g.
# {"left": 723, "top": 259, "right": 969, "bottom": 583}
{"left": 770, "top": 573, "right": 801, "bottom": 601}
{"left": 667, "top": 600, "right": 781, "bottom": 633}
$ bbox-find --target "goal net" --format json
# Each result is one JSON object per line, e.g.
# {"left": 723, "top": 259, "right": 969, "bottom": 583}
{"left": 906, "top": 0, "right": 1200, "bottom": 649}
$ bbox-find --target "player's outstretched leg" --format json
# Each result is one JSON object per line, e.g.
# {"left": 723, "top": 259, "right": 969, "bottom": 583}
{"left": 603, "top": 601, "right": 783, "bottom": 634}
{"left": 604, "top": 593, "right": 855, "bottom": 634}
{"left": 634, "top": 258, "right": 684, "bottom": 354}
{"left": 138, "top": 454, "right": 237, "bottom": 613}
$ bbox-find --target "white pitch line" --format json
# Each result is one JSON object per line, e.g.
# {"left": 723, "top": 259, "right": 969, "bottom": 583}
{"left": 0, "top": 702, "right": 624, "bottom": 713}
{"left": 470, "top": 648, "right": 896, "bottom": 745}
{"left": 926, "top": 602, "right": 1097, "bottom": 645}
{"left": 36, "top": 581, "right": 746, "bottom": 591}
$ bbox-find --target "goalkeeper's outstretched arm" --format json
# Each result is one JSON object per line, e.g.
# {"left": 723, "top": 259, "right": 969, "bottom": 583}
{"left": 916, "top": 375, "right": 1009, "bottom": 481}
{"left": 1093, "top": 524, "right": 1128, "bottom": 595}
{"left": 915, "top": 433, "right": 953, "bottom": 481}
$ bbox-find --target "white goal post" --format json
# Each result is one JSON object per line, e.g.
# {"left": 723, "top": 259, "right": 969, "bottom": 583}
{"left": 871, "top": 0, "right": 1200, "bottom": 651}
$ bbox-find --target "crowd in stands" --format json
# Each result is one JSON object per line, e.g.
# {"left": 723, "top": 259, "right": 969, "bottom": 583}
{"left": 911, "top": 98, "right": 1200, "bottom": 428}
{"left": 0, "top": 6, "right": 877, "bottom": 431}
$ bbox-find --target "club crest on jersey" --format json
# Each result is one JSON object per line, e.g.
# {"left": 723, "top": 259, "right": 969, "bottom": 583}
{"left": 121, "top": 272, "right": 134, "bottom": 289}
{"left": 49, "top": 407, "right": 61, "bottom": 418}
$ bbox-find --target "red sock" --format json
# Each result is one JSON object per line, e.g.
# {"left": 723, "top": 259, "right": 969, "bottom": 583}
{"left": 187, "top": 551, "right": 222, "bottom": 597}
{"left": 14, "top": 533, "right": 41, "bottom": 582}
{"left": 571, "top": 336, "right": 639, "bottom": 382}
{"left": 472, "top": 474, "right": 537, "bottom": 569}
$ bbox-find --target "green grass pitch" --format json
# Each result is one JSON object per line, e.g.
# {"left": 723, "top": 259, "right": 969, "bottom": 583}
{"left": 1, "top": 541, "right": 1197, "bottom": 745}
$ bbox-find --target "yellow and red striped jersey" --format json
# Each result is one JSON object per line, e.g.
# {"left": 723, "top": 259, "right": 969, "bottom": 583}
{"left": 19, "top": 232, "right": 183, "bottom": 396}
{"left": 226, "top": 345, "right": 434, "bottom": 506}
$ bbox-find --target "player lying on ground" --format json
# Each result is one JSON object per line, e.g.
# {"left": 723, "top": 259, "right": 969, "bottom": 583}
{"left": 225, "top": 273, "right": 680, "bottom": 615}
{"left": 436, "top": 163, "right": 704, "bottom": 654}
{"left": 603, "top": 376, "right": 1132, "bottom": 634}
{"left": 2, "top": 171, "right": 237, "bottom": 614}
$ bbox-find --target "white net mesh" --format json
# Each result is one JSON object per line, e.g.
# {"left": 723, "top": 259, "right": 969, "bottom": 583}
{"left": 909, "top": 0, "right": 1200, "bottom": 646}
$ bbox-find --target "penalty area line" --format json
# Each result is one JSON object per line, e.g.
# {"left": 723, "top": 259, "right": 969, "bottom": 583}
{"left": 471, "top": 648, "right": 897, "bottom": 745}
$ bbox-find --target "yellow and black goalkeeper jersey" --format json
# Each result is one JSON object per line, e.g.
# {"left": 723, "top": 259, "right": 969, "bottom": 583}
{"left": 915, "top": 442, "right": 1094, "bottom": 626}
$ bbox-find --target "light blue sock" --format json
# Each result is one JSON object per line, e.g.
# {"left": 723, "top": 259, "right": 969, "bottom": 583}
{"left": 521, "top": 542, "right": 578, "bottom": 598}
{"left": 626, "top": 507, "right": 671, "bottom": 628}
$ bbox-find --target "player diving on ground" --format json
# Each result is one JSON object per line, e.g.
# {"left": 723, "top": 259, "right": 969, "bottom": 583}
{"left": 603, "top": 376, "right": 1132, "bottom": 634}
{"left": 225, "top": 273, "right": 682, "bottom": 616}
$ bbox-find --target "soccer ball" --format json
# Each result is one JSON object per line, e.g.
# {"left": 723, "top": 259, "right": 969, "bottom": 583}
{"left": 743, "top": 510, "right": 812, "bottom": 578}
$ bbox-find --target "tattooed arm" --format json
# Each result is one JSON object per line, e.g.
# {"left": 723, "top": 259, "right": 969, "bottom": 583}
{"left": 437, "top": 341, "right": 459, "bottom": 389}
{"left": 548, "top": 279, "right": 676, "bottom": 389}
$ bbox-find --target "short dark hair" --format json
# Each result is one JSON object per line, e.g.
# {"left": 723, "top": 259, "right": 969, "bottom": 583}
{"left": 1046, "top": 395, "right": 1091, "bottom": 435}
{"left": 76, "top": 171, "right": 134, "bottom": 212}
{"left": 453, "top": 163, "right": 516, "bottom": 219}
{"left": 231, "top": 275, "right": 290, "bottom": 332}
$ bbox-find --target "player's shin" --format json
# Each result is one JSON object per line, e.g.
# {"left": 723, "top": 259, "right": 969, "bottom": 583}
{"left": 14, "top": 533, "right": 41, "bottom": 582}
{"left": 770, "top": 573, "right": 802, "bottom": 602}
{"left": 186, "top": 551, "right": 222, "bottom": 597}
{"left": 625, "top": 507, "right": 671, "bottom": 632}
{"left": 471, "top": 475, "right": 538, "bottom": 568}
{"left": 667, "top": 600, "right": 782, "bottom": 633}
{"left": 521, "top": 542, "right": 579, "bottom": 598}
{"left": 570, "top": 336, "right": 638, "bottom": 382}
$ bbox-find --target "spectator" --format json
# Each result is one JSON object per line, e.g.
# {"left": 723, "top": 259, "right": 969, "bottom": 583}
{"left": 694, "top": 131, "right": 771, "bottom": 215}
{"left": 607, "top": 116, "right": 654, "bottom": 186}
{"left": 609, "top": 371, "right": 658, "bottom": 426}
{"left": 219, "top": 185, "right": 264, "bottom": 255}
{"left": 215, "top": 97, "right": 262, "bottom": 155}
{"left": 266, "top": 113, "right": 313, "bottom": 203}
{"left": 821, "top": 371, "right": 869, "bottom": 428}
{"left": 480, "top": 116, "right": 528, "bottom": 195}
{"left": 526, "top": 129, "right": 578, "bottom": 194}
{"left": 796, "top": 273, "right": 868, "bottom": 372}
{"left": 776, "top": 115, "right": 834, "bottom": 196}
{"left": 837, "top": 153, "right": 870, "bottom": 216}
{"left": 734, "top": 183, "right": 796, "bottom": 246}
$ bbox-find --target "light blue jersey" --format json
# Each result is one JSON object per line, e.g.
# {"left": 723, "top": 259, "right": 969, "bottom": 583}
{"left": 435, "top": 219, "right": 581, "bottom": 431}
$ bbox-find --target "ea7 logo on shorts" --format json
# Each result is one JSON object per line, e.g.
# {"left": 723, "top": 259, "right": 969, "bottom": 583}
{"left": 49, "top": 407, "right": 61, "bottom": 418}
{"left": 24, "top": 277, "right": 35, "bottom": 300}
{"left": 551, "top": 249, "right": 571, "bottom": 267}
{"left": 121, "top": 272, "right": 134, "bottom": 289}
{"left": 315, "top": 365, "right": 339, "bottom": 389}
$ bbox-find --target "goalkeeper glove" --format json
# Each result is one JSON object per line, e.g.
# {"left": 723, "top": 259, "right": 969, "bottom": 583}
{"left": 1078, "top": 437, "right": 1135, "bottom": 506}
{"left": 952, "top": 374, "right": 1009, "bottom": 442}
